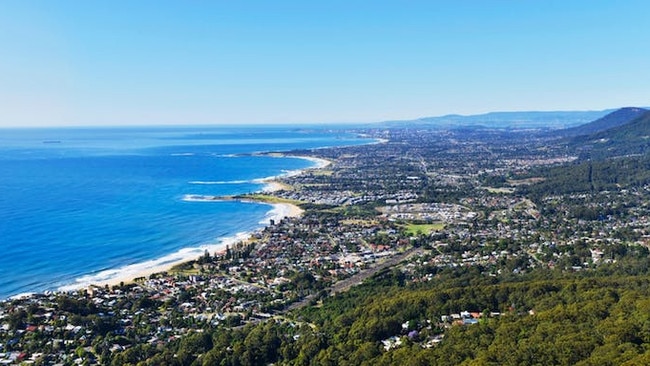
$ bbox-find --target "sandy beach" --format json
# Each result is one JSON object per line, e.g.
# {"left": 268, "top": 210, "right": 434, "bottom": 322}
{"left": 57, "top": 154, "right": 329, "bottom": 292}
{"left": 292, "top": 155, "right": 332, "bottom": 169}
{"left": 258, "top": 153, "right": 332, "bottom": 171}
{"left": 271, "top": 201, "right": 304, "bottom": 218}
{"left": 67, "top": 200, "right": 304, "bottom": 290}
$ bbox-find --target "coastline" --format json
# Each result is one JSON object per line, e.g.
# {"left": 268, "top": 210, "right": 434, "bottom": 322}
{"left": 57, "top": 156, "right": 319, "bottom": 293}
{"left": 59, "top": 200, "right": 304, "bottom": 292}
{"left": 1, "top": 127, "right": 378, "bottom": 301}
{"left": 289, "top": 155, "right": 332, "bottom": 169}
{"left": 256, "top": 152, "right": 331, "bottom": 167}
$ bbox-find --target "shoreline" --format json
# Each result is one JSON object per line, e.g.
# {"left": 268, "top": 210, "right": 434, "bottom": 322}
{"left": 59, "top": 201, "right": 304, "bottom": 292}
{"left": 56, "top": 156, "right": 322, "bottom": 293}
{"left": 289, "top": 155, "right": 332, "bottom": 169}
{"left": 3, "top": 130, "right": 376, "bottom": 301}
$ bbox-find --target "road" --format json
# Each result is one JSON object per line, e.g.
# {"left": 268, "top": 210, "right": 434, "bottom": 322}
{"left": 287, "top": 247, "right": 424, "bottom": 311}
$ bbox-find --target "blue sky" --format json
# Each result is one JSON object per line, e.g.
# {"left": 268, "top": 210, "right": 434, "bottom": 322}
{"left": 1, "top": 1, "right": 648, "bottom": 127}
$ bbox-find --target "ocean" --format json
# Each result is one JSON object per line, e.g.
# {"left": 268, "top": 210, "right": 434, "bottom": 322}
{"left": 0, "top": 125, "right": 373, "bottom": 299}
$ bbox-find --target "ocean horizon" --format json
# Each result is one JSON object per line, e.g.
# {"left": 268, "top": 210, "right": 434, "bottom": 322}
{"left": 0, "top": 125, "right": 373, "bottom": 299}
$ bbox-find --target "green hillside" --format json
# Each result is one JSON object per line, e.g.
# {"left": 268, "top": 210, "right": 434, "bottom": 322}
{"left": 572, "top": 110, "right": 650, "bottom": 159}
{"left": 557, "top": 107, "right": 647, "bottom": 137}
{"left": 126, "top": 266, "right": 650, "bottom": 366}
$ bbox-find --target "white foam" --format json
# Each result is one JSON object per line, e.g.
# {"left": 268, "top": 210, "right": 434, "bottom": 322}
{"left": 58, "top": 232, "right": 254, "bottom": 292}
{"left": 189, "top": 155, "right": 330, "bottom": 193}
{"left": 251, "top": 176, "right": 279, "bottom": 184}
{"left": 249, "top": 163, "right": 317, "bottom": 186}
{"left": 260, "top": 204, "right": 281, "bottom": 225}
{"left": 56, "top": 153, "right": 326, "bottom": 293}
{"left": 261, "top": 183, "right": 279, "bottom": 193}
{"left": 171, "top": 153, "right": 195, "bottom": 156}
{"left": 182, "top": 194, "right": 222, "bottom": 202}
{"left": 258, "top": 203, "right": 297, "bottom": 225}
{"left": 290, "top": 155, "right": 332, "bottom": 169}
{"left": 189, "top": 180, "right": 249, "bottom": 185}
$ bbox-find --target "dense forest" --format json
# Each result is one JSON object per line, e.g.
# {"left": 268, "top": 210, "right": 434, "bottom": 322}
{"left": 9, "top": 108, "right": 650, "bottom": 365}
{"left": 119, "top": 263, "right": 650, "bottom": 366}
{"left": 111, "top": 115, "right": 650, "bottom": 365}
{"left": 571, "top": 111, "right": 650, "bottom": 159}
{"left": 519, "top": 154, "right": 650, "bottom": 198}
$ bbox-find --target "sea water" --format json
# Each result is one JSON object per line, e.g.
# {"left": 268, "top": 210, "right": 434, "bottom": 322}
{"left": 0, "top": 125, "right": 372, "bottom": 299}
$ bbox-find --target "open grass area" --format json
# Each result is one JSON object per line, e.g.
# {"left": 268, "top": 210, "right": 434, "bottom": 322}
{"left": 404, "top": 223, "right": 446, "bottom": 236}
{"left": 310, "top": 170, "right": 334, "bottom": 176}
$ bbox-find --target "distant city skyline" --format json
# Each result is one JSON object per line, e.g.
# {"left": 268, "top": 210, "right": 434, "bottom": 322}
{"left": 1, "top": 1, "right": 649, "bottom": 127}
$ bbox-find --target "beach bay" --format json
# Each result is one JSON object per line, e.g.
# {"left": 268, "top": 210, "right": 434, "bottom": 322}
{"left": 0, "top": 126, "right": 371, "bottom": 299}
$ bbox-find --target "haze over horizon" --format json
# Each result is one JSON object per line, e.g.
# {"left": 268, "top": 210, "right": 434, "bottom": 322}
{"left": 1, "top": 1, "right": 649, "bottom": 127}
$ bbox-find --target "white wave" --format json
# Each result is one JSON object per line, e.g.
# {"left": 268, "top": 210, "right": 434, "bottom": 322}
{"left": 258, "top": 203, "right": 301, "bottom": 224}
{"left": 250, "top": 169, "right": 301, "bottom": 185}
{"left": 260, "top": 183, "right": 279, "bottom": 193}
{"left": 189, "top": 180, "right": 250, "bottom": 185}
{"left": 190, "top": 156, "right": 330, "bottom": 191}
{"left": 57, "top": 201, "right": 302, "bottom": 293}
{"left": 58, "top": 232, "right": 254, "bottom": 292}
{"left": 251, "top": 175, "right": 278, "bottom": 184}
{"left": 181, "top": 194, "right": 222, "bottom": 202}
{"left": 290, "top": 155, "right": 332, "bottom": 169}
{"left": 282, "top": 168, "right": 304, "bottom": 178}
{"left": 259, "top": 206, "right": 278, "bottom": 225}
{"left": 248, "top": 157, "right": 328, "bottom": 193}
{"left": 259, "top": 204, "right": 284, "bottom": 225}
{"left": 170, "top": 153, "right": 195, "bottom": 156}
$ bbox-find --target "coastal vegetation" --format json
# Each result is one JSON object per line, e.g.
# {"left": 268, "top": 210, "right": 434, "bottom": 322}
{"left": 3, "top": 107, "right": 650, "bottom": 365}
{"left": 188, "top": 269, "right": 650, "bottom": 366}
{"left": 237, "top": 194, "right": 303, "bottom": 205}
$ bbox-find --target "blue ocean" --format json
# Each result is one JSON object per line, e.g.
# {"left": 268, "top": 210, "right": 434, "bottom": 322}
{"left": 0, "top": 126, "right": 372, "bottom": 299}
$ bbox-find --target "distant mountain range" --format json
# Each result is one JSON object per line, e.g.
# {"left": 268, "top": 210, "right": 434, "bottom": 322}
{"left": 381, "top": 110, "right": 617, "bottom": 129}
{"left": 568, "top": 108, "right": 650, "bottom": 159}
{"left": 382, "top": 106, "right": 650, "bottom": 159}
{"left": 556, "top": 107, "right": 648, "bottom": 137}
{"left": 521, "top": 107, "right": 650, "bottom": 196}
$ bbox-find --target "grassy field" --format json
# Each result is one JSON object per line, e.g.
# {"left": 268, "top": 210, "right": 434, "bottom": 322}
{"left": 404, "top": 223, "right": 446, "bottom": 236}
{"left": 310, "top": 170, "right": 333, "bottom": 176}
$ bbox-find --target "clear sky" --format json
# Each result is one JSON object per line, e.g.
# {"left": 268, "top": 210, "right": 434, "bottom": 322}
{"left": 1, "top": 1, "right": 649, "bottom": 127}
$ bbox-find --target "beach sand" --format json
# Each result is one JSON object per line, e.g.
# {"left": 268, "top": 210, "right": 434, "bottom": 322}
{"left": 60, "top": 155, "right": 326, "bottom": 292}
{"left": 292, "top": 155, "right": 332, "bottom": 169}
{"left": 260, "top": 153, "right": 332, "bottom": 172}
{"left": 71, "top": 200, "right": 304, "bottom": 291}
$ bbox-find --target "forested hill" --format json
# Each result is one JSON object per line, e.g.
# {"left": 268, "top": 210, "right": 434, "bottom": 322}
{"left": 571, "top": 110, "right": 650, "bottom": 159}
{"left": 124, "top": 267, "right": 650, "bottom": 366}
{"left": 519, "top": 109, "right": 650, "bottom": 197}
{"left": 520, "top": 155, "right": 650, "bottom": 198}
{"left": 555, "top": 107, "right": 647, "bottom": 138}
